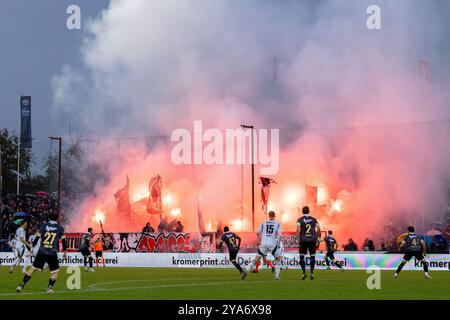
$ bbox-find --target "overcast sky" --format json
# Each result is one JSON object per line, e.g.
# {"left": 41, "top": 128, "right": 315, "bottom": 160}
{"left": 0, "top": 0, "right": 110, "bottom": 172}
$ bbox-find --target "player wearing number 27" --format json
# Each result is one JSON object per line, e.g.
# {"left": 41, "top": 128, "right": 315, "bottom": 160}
{"left": 16, "top": 213, "right": 68, "bottom": 293}
{"left": 247, "top": 211, "right": 283, "bottom": 280}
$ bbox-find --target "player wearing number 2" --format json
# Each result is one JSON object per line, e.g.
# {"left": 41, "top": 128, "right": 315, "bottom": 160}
{"left": 16, "top": 213, "right": 67, "bottom": 293}
{"left": 297, "top": 206, "right": 321, "bottom": 280}
{"left": 247, "top": 211, "right": 283, "bottom": 280}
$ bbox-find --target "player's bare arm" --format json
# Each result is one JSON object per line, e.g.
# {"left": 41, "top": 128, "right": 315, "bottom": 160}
{"left": 420, "top": 239, "right": 427, "bottom": 255}
{"left": 21, "top": 236, "right": 32, "bottom": 250}
{"left": 316, "top": 221, "right": 322, "bottom": 241}
{"left": 62, "top": 236, "right": 68, "bottom": 258}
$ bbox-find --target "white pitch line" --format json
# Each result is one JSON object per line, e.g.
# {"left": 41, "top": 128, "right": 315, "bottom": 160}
{"left": 87, "top": 278, "right": 228, "bottom": 289}
{"left": 0, "top": 274, "right": 350, "bottom": 297}
{"left": 0, "top": 279, "right": 282, "bottom": 297}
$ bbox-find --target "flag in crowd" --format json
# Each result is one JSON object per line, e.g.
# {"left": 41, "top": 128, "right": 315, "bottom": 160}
{"left": 259, "top": 176, "right": 276, "bottom": 215}
{"left": 147, "top": 174, "right": 163, "bottom": 214}
{"left": 114, "top": 175, "right": 133, "bottom": 217}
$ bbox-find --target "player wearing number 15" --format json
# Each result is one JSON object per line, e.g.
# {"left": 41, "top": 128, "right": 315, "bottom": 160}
{"left": 16, "top": 213, "right": 68, "bottom": 293}
{"left": 297, "top": 206, "right": 321, "bottom": 280}
{"left": 247, "top": 211, "right": 283, "bottom": 280}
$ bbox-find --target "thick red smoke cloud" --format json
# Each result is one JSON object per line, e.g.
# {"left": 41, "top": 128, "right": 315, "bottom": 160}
{"left": 51, "top": 1, "right": 450, "bottom": 246}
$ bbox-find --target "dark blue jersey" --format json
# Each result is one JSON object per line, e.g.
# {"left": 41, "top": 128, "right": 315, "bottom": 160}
{"left": 324, "top": 235, "right": 337, "bottom": 252}
{"left": 79, "top": 233, "right": 92, "bottom": 250}
{"left": 221, "top": 232, "right": 240, "bottom": 251}
{"left": 404, "top": 233, "right": 422, "bottom": 253}
{"left": 297, "top": 215, "right": 319, "bottom": 242}
{"left": 36, "top": 221, "right": 65, "bottom": 255}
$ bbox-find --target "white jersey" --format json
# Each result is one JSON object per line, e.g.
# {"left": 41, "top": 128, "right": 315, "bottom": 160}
{"left": 9, "top": 238, "right": 17, "bottom": 248}
{"left": 29, "top": 234, "right": 41, "bottom": 256}
{"left": 29, "top": 234, "right": 37, "bottom": 245}
{"left": 257, "top": 220, "right": 282, "bottom": 247}
{"left": 15, "top": 227, "right": 27, "bottom": 249}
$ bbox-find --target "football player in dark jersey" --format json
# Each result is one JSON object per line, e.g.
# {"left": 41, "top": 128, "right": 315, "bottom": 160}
{"left": 394, "top": 226, "right": 431, "bottom": 279}
{"left": 324, "top": 230, "right": 343, "bottom": 270}
{"left": 80, "top": 227, "right": 95, "bottom": 272}
{"left": 218, "top": 226, "right": 247, "bottom": 280}
{"left": 16, "top": 213, "right": 67, "bottom": 293}
{"left": 296, "top": 206, "right": 321, "bottom": 280}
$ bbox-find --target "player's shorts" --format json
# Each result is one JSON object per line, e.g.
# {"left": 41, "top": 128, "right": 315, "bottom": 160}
{"left": 32, "top": 253, "right": 59, "bottom": 273}
{"left": 228, "top": 248, "right": 239, "bottom": 261}
{"left": 403, "top": 251, "right": 424, "bottom": 261}
{"left": 95, "top": 251, "right": 103, "bottom": 258}
{"left": 299, "top": 241, "right": 317, "bottom": 255}
{"left": 325, "top": 251, "right": 335, "bottom": 260}
{"left": 258, "top": 244, "right": 282, "bottom": 259}
{"left": 80, "top": 248, "right": 91, "bottom": 257}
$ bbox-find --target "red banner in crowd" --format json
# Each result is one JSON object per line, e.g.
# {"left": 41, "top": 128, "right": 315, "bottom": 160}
{"left": 147, "top": 175, "right": 163, "bottom": 214}
{"left": 259, "top": 177, "right": 276, "bottom": 215}
{"left": 114, "top": 176, "right": 133, "bottom": 217}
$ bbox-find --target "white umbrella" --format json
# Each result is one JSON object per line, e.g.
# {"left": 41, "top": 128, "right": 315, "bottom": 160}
{"left": 425, "top": 229, "right": 442, "bottom": 236}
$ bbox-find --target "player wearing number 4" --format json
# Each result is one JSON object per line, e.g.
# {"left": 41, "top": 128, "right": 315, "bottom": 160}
{"left": 16, "top": 213, "right": 68, "bottom": 293}
{"left": 393, "top": 226, "right": 431, "bottom": 279}
{"left": 247, "top": 211, "right": 283, "bottom": 280}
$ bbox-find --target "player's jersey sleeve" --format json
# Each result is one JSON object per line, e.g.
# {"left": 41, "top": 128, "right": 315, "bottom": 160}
{"left": 257, "top": 223, "right": 264, "bottom": 234}
{"left": 275, "top": 222, "right": 282, "bottom": 244}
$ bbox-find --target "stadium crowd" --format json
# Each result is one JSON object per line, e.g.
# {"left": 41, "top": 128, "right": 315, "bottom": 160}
{"left": 1, "top": 192, "right": 449, "bottom": 253}
{"left": 0, "top": 192, "right": 59, "bottom": 251}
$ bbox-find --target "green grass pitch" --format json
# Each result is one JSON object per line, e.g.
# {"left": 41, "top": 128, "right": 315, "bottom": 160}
{"left": 0, "top": 267, "right": 449, "bottom": 300}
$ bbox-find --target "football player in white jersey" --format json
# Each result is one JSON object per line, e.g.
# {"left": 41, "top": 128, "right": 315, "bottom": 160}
{"left": 28, "top": 232, "right": 47, "bottom": 271}
{"left": 9, "top": 219, "right": 32, "bottom": 274}
{"left": 247, "top": 211, "right": 283, "bottom": 280}
{"left": 9, "top": 237, "right": 17, "bottom": 259}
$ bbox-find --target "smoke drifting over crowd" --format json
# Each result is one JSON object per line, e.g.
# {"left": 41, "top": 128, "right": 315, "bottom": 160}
{"left": 51, "top": 0, "right": 450, "bottom": 244}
